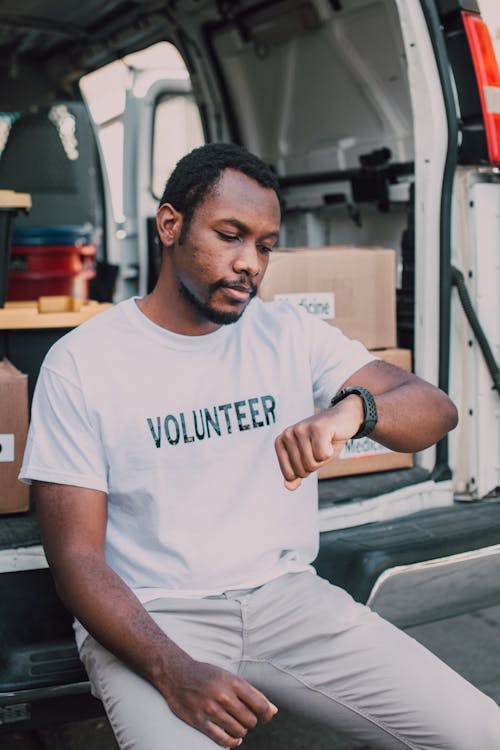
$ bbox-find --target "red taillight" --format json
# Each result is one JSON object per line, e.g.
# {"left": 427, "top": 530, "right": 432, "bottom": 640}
{"left": 462, "top": 11, "right": 500, "bottom": 164}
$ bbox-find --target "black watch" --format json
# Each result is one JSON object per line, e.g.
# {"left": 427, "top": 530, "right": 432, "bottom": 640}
{"left": 329, "top": 386, "right": 378, "bottom": 439}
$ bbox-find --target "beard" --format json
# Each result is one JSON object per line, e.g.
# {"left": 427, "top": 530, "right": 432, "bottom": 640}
{"left": 177, "top": 278, "right": 257, "bottom": 325}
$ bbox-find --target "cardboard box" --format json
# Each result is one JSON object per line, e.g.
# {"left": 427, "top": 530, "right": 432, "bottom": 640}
{"left": 318, "top": 348, "right": 413, "bottom": 479}
{"left": 370, "top": 347, "right": 412, "bottom": 370}
{"left": 259, "top": 246, "right": 396, "bottom": 349}
{"left": 0, "top": 359, "right": 29, "bottom": 513}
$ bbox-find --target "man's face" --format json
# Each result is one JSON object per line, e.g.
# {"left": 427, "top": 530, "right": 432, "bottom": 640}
{"left": 167, "top": 169, "right": 281, "bottom": 329}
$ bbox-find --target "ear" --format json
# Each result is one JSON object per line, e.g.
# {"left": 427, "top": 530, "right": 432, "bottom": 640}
{"left": 156, "top": 203, "right": 183, "bottom": 248}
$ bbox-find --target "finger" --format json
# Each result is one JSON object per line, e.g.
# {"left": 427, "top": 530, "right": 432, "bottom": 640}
{"left": 293, "top": 427, "right": 326, "bottom": 472}
{"left": 260, "top": 700, "right": 278, "bottom": 724}
{"left": 281, "top": 421, "right": 332, "bottom": 476}
{"left": 204, "top": 720, "right": 244, "bottom": 748}
{"left": 276, "top": 431, "right": 308, "bottom": 479}
{"left": 222, "top": 698, "right": 260, "bottom": 731}
{"left": 308, "top": 425, "right": 336, "bottom": 465}
{"left": 284, "top": 432, "right": 310, "bottom": 477}
{"left": 275, "top": 434, "right": 300, "bottom": 482}
{"left": 210, "top": 709, "right": 249, "bottom": 739}
{"left": 236, "top": 682, "right": 278, "bottom": 723}
{"left": 328, "top": 439, "right": 347, "bottom": 461}
{"left": 284, "top": 477, "right": 302, "bottom": 491}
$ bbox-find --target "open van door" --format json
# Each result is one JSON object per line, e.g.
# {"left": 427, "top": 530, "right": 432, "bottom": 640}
{"left": 123, "top": 71, "right": 205, "bottom": 297}
{"left": 81, "top": 42, "right": 205, "bottom": 301}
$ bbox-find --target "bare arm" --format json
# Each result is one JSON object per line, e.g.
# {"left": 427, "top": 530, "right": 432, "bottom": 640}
{"left": 35, "top": 482, "right": 277, "bottom": 747}
{"left": 275, "top": 359, "right": 458, "bottom": 489}
{"left": 346, "top": 359, "right": 458, "bottom": 452}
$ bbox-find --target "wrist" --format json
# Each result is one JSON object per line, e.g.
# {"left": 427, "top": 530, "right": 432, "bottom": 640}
{"left": 329, "top": 386, "right": 378, "bottom": 438}
{"left": 338, "top": 394, "right": 365, "bottom": 436}
{"left": 146, "top": 638, "right": 194, "bottom": 692}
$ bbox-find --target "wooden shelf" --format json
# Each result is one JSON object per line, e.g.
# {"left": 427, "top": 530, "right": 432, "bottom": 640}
{"left": 0, "top": 190, "right": 32, "bottom": 210}
{"left": 0, "top": 298, "right": 111, "bottom": 329}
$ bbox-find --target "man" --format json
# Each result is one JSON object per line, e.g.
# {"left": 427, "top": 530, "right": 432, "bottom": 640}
{"left": 21, "top": 143, "right": 500, "bottom": 749}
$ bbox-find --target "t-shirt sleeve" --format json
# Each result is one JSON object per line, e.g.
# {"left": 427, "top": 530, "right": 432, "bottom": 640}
{"left": 19, "top": 365, "right": 108, "bottom": 492}
{"left": 299, "top": 308, "right": 377, "bottom": 408}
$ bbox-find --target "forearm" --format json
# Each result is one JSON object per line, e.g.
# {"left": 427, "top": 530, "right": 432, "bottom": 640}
{"left": 275, "top": 361, "right": 459, "bottom": 489}
{"left": 35, "top": 480, "right": 276, "bottom": 748}
{"left": 340, "top": 360, "right": 458, "bottom": 453}
{"left": 51, "top": 550, "right": 188, "bottom": 692}
{"left": 370, "top": 380, "right": 458, "bottom": 453}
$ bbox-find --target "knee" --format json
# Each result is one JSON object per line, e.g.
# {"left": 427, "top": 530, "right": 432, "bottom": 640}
{"left": 450, "top": 695, "right": 500, "bottom": 750}
{"left": 476, "top": 700, "right": 500, "bottom": 749}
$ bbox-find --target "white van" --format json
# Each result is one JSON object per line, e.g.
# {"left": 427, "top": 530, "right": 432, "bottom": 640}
{"left": 0, "top": 0, "right": 499, "bottom": 741}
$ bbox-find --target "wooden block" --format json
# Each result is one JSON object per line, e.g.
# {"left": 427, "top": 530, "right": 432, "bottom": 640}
{"left": 37, "top": 296, "right": 82, "bottom": 313}
{"left": 0, "top": 190, "right": 32, "bottom": 210}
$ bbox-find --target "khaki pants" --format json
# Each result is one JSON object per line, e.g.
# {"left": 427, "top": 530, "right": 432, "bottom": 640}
{"left": 80, "top": 571, "right": 500, "bottom": 749}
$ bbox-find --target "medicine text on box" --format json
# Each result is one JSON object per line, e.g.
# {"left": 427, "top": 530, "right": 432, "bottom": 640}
{"left": 273, "top": 291, "right": 335, "bottom": 320}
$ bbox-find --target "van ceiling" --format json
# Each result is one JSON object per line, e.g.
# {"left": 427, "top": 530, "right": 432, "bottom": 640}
{"left": 0, "top": 0, "right": 379, "bottom": 108}
{"left": 0, "top": 0, "right": 413, "bottom": 173}
{"left": 0, "top": 0, "right": 272, "bottom": 106}
{"left": 0, "top": 0, "right": 183, "bottom": 108}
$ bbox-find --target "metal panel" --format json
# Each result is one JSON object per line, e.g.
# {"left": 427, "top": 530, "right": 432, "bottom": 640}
{"left": 367, "top": 544, "right": 500, "bottom": 627}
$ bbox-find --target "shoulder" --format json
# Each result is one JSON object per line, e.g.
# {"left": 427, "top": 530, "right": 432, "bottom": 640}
{"left": 41, "top": 299, "right": 133, "bottom": 378}
{"left": 247, "top": 297, "right": 310, "bottom": 329}
{"left": 249, "top": 296, "right": 344, "bottom": 342}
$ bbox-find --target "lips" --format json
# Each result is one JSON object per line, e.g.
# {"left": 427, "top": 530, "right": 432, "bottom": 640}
{"left": 222, "top": 285, "right": 253, "bottom": 302}
{"left": 215, "top": 280, "right": 257, "bottom": 303}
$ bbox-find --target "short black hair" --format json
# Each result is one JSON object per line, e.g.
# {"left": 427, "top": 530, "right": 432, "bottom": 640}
{"left": 159, "top": 142, "right": 281, "bottom": 241}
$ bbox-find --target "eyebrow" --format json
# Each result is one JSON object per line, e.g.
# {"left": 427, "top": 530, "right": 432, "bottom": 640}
{"left": 217, "top": 217, "right": 280, "bottom": 240}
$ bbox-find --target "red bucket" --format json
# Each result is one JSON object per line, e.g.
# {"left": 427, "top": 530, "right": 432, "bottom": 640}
{"left": 7, "top": 243, "right": 96, "bottom": 301}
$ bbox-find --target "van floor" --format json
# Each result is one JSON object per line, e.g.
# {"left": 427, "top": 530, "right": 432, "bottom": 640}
{"left": 318, "top": 466, "right": 429, "bottom": 507}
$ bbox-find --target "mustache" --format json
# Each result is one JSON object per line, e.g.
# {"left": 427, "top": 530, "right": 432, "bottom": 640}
{"left": 209, "top": 279, "right": 258, "bottom": 298}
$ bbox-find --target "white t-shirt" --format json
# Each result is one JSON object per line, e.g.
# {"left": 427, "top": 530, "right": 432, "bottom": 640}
{"left": 20, "top": 297, "right": 373, "bottom": 647}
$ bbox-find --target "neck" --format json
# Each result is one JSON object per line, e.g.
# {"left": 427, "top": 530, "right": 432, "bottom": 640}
{"left": 136, "top": 277, "right": 221, "bottom": 336}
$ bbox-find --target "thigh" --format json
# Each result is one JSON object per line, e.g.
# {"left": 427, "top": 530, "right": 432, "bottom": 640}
{"left": 79, "top": 596, "right": 244, "bottom": 750}
{"left": 80, "top": 635, "right": 220, "bottom": 750}
{"left": 243, "top": 572, "right": 500, "bottom": 750}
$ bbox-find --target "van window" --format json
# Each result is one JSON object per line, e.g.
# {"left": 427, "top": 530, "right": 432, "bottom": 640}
{"left": 80, "top": 60, "right": 129, "bottom": 222}
{"left": 152, "top": 94, "right": 204, "bottom": 200}
{"left": 0, "top": 103, "right": 99, "bottom": 228}
{"left": 80, "top": 42, "right": 202, "bottom": 222}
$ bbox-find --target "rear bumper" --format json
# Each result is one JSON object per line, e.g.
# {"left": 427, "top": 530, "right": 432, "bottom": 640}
{"left": 0, "top": 682, "right": 104, "bottom": 733}
{"left": 315, "top": 499, "right": 500, "bottom": 624}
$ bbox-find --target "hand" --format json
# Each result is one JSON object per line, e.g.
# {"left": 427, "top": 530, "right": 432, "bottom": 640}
{"left": 275, "top": 395, "right": 364, "bottom": 491}
{"left": 161, "top": 656, "right": 278, "bottom": 747}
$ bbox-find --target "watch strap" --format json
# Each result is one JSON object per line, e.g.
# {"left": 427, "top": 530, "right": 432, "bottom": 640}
{"left": 329, "top": 386, "right": 378, "bottom": 439}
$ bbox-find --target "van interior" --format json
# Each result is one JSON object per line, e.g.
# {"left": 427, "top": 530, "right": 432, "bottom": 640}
{"left": 0, "top": 0, "right": 499, "bottom": 741}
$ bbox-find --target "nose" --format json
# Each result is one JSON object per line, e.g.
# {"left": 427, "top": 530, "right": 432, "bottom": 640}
{"left": 232, "top": 241, "right": 261, "bottom": 278}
